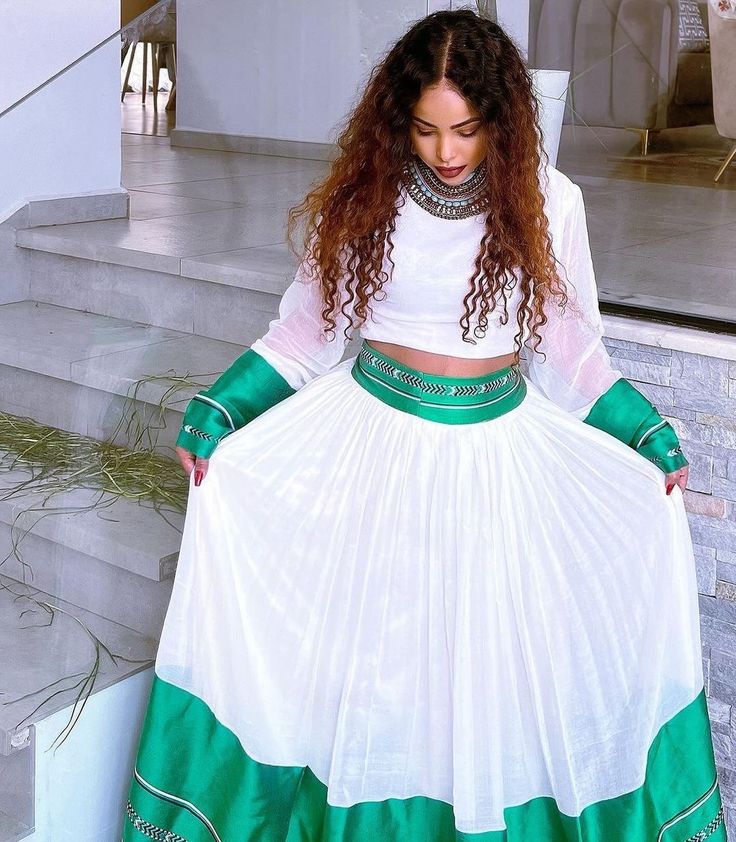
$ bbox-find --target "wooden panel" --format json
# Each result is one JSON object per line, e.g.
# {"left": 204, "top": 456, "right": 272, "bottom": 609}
{"left": 121, "top": 0, "right": 159, "bottom": 28}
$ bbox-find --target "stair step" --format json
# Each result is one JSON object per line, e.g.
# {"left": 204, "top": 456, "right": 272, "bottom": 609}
{"left": 0, "top": 300, "right": 243, "bottom": 403}
{"left": 0, "top": 522, "right": 174, "bottom": 639}
{"left": 18, "top": 216, "right": 300, "bottom": 343}
{"left": 0, "top": 300, "right": 245, "bottom": 448}
{"left": 23, "top": 240, "right": 282, "bottom": 343}
{"left": 0, "top": 299, "right": 362, "bottom": 450}
{"left": 0, "top": 462, "right": 182, "bottom": 582}
{"left": 0, "top": 573, "right": 156, "bottom": 757}
{"left": 180, "top": 242, "right": 298, "bottom": 294}
{"left": 15, "top": 146, "right": 327, "bottom": 343}
{"left": 17, "top": 222, "right": 298, "bottom": 295}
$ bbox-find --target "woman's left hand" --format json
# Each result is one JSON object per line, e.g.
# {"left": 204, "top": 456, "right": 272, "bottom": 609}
{"left": 665, "top": 466, "right": 688, "bottom": 496}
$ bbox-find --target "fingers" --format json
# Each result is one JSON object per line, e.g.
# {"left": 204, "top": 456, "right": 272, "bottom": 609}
{"left": 175, "top": 446, "right": 196, "bottom": 475}
{"left": 175, "top": 447, "right": 210, "bottom": 486}
{"left": 193, "top": 456, "right": 209, "bottom": 487}
{"left": 665, "top": 466, "right": 689, "bottom": 496}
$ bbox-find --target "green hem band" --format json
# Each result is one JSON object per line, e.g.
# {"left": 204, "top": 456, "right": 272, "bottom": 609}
{"left": 351, "top": 341, "right": 527, "bottom": 424}
{"left": 124, "top": 676, "right": 724, "bottom": 841}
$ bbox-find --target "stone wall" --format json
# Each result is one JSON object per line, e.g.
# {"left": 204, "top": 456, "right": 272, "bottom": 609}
{"left": 601, "top": 331, "right": 736, "bottom": 838}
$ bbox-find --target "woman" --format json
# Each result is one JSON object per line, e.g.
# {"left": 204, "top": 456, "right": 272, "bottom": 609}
{"left": 123, "top": 10, "right": 724, "bottom": 841}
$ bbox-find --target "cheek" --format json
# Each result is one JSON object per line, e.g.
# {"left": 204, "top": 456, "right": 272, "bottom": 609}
{"left": 468, "top": 137, "right": 486, "bottom": 164}
{"left": 411, "top": 131, "right": 429, "bottom": 149}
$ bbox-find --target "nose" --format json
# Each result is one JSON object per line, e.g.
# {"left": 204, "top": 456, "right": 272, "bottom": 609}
{"left": 436, "top": 134, "right": 457, "bottom": 165}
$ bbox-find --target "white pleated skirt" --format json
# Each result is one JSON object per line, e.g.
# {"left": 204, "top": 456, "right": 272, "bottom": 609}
{"left": 124, "top": 353, "right": 724, "bottom": 842}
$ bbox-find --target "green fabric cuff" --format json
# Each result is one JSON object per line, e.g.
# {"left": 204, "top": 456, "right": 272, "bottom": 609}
{"left": 175, "top": 349, "right": 296, "bottom": 459}
{"left": 582, "top": 378, "right": 689, "bottom": 475}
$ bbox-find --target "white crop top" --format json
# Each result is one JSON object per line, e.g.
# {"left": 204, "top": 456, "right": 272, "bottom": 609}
{"left": 249, "top": 163, "right": 623, "bottom": 419}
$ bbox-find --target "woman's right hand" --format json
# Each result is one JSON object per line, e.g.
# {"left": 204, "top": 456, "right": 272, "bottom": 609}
{"left": 176, "top": 446, "right": 210, "bottom": 487}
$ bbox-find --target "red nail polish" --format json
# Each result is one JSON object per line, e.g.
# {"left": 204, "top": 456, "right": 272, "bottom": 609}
{"left": 194, "top": 469, "right": 203, "bottom": 487}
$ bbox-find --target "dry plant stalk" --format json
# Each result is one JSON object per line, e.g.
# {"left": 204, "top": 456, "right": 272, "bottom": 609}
{"left": 0, "top": 368, "right": 217, "bottom": 751}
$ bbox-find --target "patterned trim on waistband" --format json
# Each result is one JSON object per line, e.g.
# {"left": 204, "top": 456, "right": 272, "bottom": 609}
{"left": 357, "top": 346, "right": 518, "bottom": 397}
{"left": 685, "top": 805, "right": 724, "bottom": 841}
{"left": 125, "top": 800, "right": 188, "bottom": 841}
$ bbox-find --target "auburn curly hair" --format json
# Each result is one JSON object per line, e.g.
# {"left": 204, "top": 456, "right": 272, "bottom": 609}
{"left": 286, "top": 8, "right": 569, "bottom": 360}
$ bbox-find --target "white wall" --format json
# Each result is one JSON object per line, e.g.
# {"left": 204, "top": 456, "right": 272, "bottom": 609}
{"left": 177, "top": 0, "right": 431, "bottom": 143}
{"left": 177, "top": 0, "right": 531, "bottom": 146}
{"left": 444, "top": 0, "right": 529, "bottom": 55}
{"left": 28, "top": 668, "right": 154, "bottom": 841}
{"left": 0, "top": 0, "right": 122, "bottom": 221}
{"left": 493, "top": 0, "right": 530, "bottom": 57}
{"left": 0, "top": 0, "right": 118, "bottom": 112}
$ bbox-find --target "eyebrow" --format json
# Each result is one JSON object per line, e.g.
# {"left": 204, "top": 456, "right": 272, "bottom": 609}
{"left": 411, "top": 115, "right": 482, "bottom": 129}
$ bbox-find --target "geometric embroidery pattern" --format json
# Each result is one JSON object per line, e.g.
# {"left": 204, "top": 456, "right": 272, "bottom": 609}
{"left": 125, "top": 800, "right": 188, "bottom": 842}
{"left": 647, "top": 444, "right": 683, "bottom": 465}
{"left": 181, "top": 424, "right": 217, "bottom": 443}
{"left": 685, "top": 805, "right": 725, "bottom": 841}
{"left": 358, "top": 346, "right": 519, "bottom": 397}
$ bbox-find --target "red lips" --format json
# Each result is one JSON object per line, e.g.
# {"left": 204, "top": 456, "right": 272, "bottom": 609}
{"left": 435, "top": 165, "right": 466, "bottom": 177}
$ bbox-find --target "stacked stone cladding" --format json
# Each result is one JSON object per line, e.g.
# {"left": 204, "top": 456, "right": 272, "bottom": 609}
{"left": 600, "top": 334, "right": 736, "bottom": 838}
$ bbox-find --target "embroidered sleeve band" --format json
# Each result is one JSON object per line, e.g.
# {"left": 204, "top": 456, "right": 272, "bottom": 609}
{"left": 175, "top": 349, "right": 296, "bottom": 459}
{"left": 582, "top": 377, "right": 689, "bottom": 475}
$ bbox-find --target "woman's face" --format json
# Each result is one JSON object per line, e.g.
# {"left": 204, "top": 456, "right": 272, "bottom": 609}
{"left": 409, "top": 80, "right": 487, "bottom": 186}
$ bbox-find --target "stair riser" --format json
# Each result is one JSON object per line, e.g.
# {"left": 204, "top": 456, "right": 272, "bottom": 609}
{"left": 0, "top": 364, "right": 184, "bottom": 453}
{"left": 0, "top": 529, "right": 173, "bottom": 639}
{"left": 27, "top": 249, "right": 281, "bottom": 345}
{"left": 0, "top": 730, "right": 33, "bottom": 837}
{"left": 1, "top": 210, "right": 31, "bottom": 307}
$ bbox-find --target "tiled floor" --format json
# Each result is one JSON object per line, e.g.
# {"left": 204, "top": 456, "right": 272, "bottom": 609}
{"left": 118, "top": 129, "right": 736, "bottom": 323}
{"left": 121, "top": 90, "right": 174, "bottom": 137}
{"left": 558, "top": 123, "right": 736, "bottom": 191}
{"left": 20, "top": 112, "right": 735, "bottom": 326}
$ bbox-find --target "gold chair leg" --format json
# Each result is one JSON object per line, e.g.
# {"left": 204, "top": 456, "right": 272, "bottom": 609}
{"left": 142, "top": 42, "right": 148, "bottom": 105}
{"left": 152, "top": 43, "right": 160, "bottom": 112}
{"left": 625, "top": 128, "right": 657, "bottom": 156}
{"left": 714, "top": 142, "right": 736, "bottom": 183}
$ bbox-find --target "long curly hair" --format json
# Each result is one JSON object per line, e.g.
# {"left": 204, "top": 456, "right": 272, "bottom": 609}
{"left": 286, "top": 8, "right": 569, "bottom": 360}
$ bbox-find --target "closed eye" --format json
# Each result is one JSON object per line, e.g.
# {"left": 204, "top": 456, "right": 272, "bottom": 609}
{"left": 416, "top": 129, "right": 479, "bottom": 138}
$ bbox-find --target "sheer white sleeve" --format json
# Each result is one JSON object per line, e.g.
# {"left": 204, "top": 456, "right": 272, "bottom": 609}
{"left": 524, "top": 173, "right": 623, "bottom": 420}
{"left": 249, "top": 249, "right": 356, "bottom": 391}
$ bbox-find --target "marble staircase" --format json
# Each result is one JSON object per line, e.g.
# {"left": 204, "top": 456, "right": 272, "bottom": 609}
{"left": 0, "top": 139, "right": 353, "bottom": 840}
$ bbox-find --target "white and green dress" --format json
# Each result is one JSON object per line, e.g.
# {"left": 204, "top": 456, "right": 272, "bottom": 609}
{"left": 122, "top": 158, "right": 725, "bottom": 841}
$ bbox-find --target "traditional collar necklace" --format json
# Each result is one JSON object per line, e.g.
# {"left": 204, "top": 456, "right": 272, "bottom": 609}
{"left": 400, "top": 154, "right": 490, "bottom": 220}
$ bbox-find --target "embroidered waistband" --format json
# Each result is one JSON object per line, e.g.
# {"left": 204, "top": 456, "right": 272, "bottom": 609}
{"left": 351, "top": 341, "right": 526, "bottom": 424}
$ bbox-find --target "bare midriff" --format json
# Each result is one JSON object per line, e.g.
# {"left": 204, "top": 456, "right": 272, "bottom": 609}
{"left": 365, "top": 339, "right": 518, "bottom": 377}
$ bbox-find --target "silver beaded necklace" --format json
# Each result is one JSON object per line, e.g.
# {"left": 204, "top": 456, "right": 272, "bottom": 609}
{"left": 400, "top": 154, "right": 491, "bottom": 220}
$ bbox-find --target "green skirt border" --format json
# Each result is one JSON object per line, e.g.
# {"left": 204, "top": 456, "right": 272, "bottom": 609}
{"left": 123, "top": 675, "right": 725, "bottom": 842}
